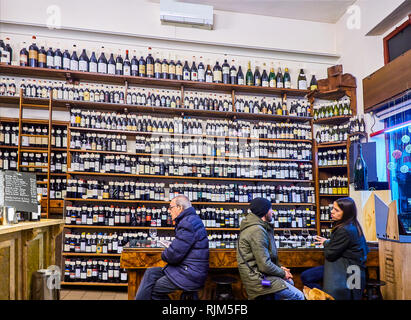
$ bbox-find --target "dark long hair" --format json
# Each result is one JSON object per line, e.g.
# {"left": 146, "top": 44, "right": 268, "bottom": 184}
{"left": 333, "top": 197, "right": 364, "bottom": 237}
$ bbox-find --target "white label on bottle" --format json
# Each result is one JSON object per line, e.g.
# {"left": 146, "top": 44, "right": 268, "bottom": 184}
{"left": 98, "top": 62, "right": 107, "bottom": 74}
{"left": 63, "top": 57, "right": 70, "bottom": 69}
{"left": 108, "top": 64, "right": 115, "bottom": 75}
{"left": 238, "top": 78, "right": 244, "bottom": 85}
{"left": 284, "top": 81, "right": 291, "bottom": 89}
{"left": 79, "top": 60, "right": 88, "bottom": 72}
{"left": 198, "top": 69, "right": 205, "bottom": 81}
{"left": 298, "top": 80, "right": 307, "bottom": 90}
{"left": 47, "top": 56, "right": 54, "bottom": 68}
{"left": 70, "top": 60, "right": 79, "bottom": 71}
{"left": 54, "top": 56, "right": 62, "bottom": 68}
{"left": 123, "top": 66, "right": 131, "bottom": 76}
{"left": 222, "top": 67, "right": 229, "bottom": 75}
{"left": 116, "top": 63, "right": 123, "bottom": 71}
{"left": 90, "top": 62, "right": 97, "bottom": 73}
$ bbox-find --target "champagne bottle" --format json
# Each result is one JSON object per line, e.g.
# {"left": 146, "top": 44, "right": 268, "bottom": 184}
{"left": 213, "top": 61, "right": 222, "bottom": 83}
{"left": 246, "top": 61, "right": 253, "bottom": 86}
{"left": 354, "top": 143, "right": 368, "bottom": 191}
{"left": 297, "top": 69, "right": 307, "bottom": 90}
{"left": 28, "top": 36, "right": 39, "bottom": 68}
{"left": 222, "top": 58, "right": 230, "bottom": 84}
{"left": 123, "top": 50, "right": 131, "bottom": 76}
{"left": 276, "top": 67, "right": 283, "bottom": 88}
{"left": 254, "top": 65, "right": 261, "bottom": 86}
{"left": 310, "top": 75, "right": 318, "bottom": 91}
{"left": 268, "top": 67, "right": 276, "bottom": 88}
{"left": 284, "top": 67, "right": 291, "bottom": 89}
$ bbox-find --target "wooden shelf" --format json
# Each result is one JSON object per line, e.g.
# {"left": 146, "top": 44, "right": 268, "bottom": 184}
{"left": 66, "top": 172, "right": 313, "bottom": 183}
{"left": 318, "top": 165, "right": 347, "bottom": 169}
{"left": 61, "top": 282, "right": 128, "bottom": 287}
{"left": 307, "top": 88, "right": 347, "bottom": 101}
{"left": 317, "top": 142, "right": 347, "bottom": 148}
{"left": 320, "top": 221, "right": 334, "bottom": 223}
{"left": 319, "top": 194, "right": 349, "bottom": 197}
{"left": 67, "top": 149, "right": 313, "bottom": 162}
{"left": 64, "top": 198, "right": 316, "bottom": 206}
{"left": 68, "top": 127, "right": 313, "bottom": 143}
{"left": 62, "top": 252, "right": 122, "bottom": 257}
{"left": 64, "top": 225, "right": 175, "bottom": 230}
{"left": 0, "top": 145, "right": 18, "bottom": 149}
{"left": 314, "top": 115, "right": 351, "bottom": 125}
{"left": 0, "top": 65, "right": 310, "bottom": 97}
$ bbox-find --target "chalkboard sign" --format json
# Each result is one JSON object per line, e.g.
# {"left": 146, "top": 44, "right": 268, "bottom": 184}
{"left": 0, "top": 171, "right": 38, "bottom": 212}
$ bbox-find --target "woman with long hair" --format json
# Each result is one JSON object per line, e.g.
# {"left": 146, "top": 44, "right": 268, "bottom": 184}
{"left": 300, "top": 197, "right": 369, "bottom": 299}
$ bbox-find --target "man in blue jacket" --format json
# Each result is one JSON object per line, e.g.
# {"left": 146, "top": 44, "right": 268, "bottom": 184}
{"left": 135, "top": 195, "right": 209, "bottom": 300}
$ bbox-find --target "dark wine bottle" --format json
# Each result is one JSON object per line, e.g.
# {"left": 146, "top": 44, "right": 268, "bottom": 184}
{"left": 229, "top": 60, "right": 237, "bottom": 85}
{"left": 254, "top": 66, "right": 261, "bottom": 87}
{"left": 191, "top": 59, "right": 198, "bottom": 81}
{"left": 89, "top": 51, "right": 98, "bottom": 73}
{"left": 79, "top": 49, "right": 89, "bottom": 72}
{"left": 70, "top": 45, "right": 79, "bottom": 71}
{"left": 213, "top": 61, "right": 222, "bottom": 83}
{"left": 175, "top": 60, "right": 183, "bottom": 80}
{"left": 237, "top": 66, "right": 244, "bottom": 85}
{"left": 198, "top": 58, "right": 205, "bottom": 82}
{"left": 183, "top": 60, "right": 190, "bottom": 81}
{"left": 62, "top": 49, "right": 71, "bottom": 70}
{"left": 98, "top": 48, "right": 108, "bottom": 74}
{"left": 161, "top": 58, "right": 169, "bottom": 79}
{"left": 169, "top": 60, "right": 176, "bottom": 80}
{"left": 19, "top": 42, "right": 28, "bottom": 67}
{"left": 54, "top": 48, "right": 63, "bottom": 70}
{"left": 146, "top": 49, "right": 154, "bottom": 78}
{"left": 138, "top": 56, "right": 146, "bottom": 77}
{"left": 205, "top": 64, "right": 213, "bottom": 83}
{"left": 354, "top": 143, "right": 368, "bottom": 191}
{"left": 261, "top": 64, "right": 268, "bottom": 87}
{"left": 276, "top": 67, "right": 283, "bottom": 88}
{"left": 131, "top": 53, "right": 138, "bottom": 76}
{"left": 310, "top": 75, "right": 318, "bottom": 91}
{"left": 38, "top": 46, "right": 47, "bottom": 68}
{"left": 46, "top": 47, "right": 54, "bottom": 69}
{"left": 297, "top": 68, "right": 307, "bottom": 90}
{"left": 222, "top": 58, "right": 230, "bottom": 84}
{"left": 123, "top": 50, "right": 131, "bottom": 76}
{"left": 115, "top": 52, "right": 124, "bottom": 75}
{"left": 108, "top": 53, "right": 116, "bottom": 75}
{"left": 28, "top": 36, "right": 39, "bottom": 68}
{"left": 154, "top": 55, "right": 162, "bottom": 79}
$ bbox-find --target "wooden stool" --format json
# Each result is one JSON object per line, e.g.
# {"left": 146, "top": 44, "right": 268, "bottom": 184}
{"left": 364, "top": 279, "right": 386, "bottom": 300}
{"left": 212, "top": 276, "right": 237, "bottom": 300}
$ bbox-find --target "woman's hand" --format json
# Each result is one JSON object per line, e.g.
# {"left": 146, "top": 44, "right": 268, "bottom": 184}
{"left": 314, "top": 235, "right": 328, "bottom": 245}
{"left": 281, "top": 266, "right": 293, "bottom": 280}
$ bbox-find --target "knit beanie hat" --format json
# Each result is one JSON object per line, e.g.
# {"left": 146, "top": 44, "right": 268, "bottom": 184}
{"left": 250, "top": 198, "right": 272, "bottom": 218}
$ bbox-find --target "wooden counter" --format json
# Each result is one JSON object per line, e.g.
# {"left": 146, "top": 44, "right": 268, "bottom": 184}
{"left": 0, "top": 219, "right": 65, "bottom": 300}
{"left": 121, "top": 247, "right": 379, "bottom": 300}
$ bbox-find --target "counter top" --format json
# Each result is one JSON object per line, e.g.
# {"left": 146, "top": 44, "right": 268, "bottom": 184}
{"left": 0, "top": 219, "right": 65, "bottom": 235}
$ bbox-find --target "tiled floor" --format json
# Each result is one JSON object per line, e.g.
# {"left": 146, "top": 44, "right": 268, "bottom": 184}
{"left": 60, "top": 289, "right": 128, "bottom": 300}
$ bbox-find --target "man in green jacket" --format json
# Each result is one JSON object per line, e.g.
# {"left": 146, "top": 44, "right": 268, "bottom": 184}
{"left": 237, "top": 197, "right": 304, "bottom": 300}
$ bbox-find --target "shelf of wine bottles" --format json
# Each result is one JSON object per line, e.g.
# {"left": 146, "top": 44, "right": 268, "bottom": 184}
{"left": 319, "top": 176, "right": 349, "bottom": 196}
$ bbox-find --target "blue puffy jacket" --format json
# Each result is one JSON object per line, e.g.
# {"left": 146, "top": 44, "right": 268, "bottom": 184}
{"left": 161, "top": 207, "right": 209, "bottom": 291}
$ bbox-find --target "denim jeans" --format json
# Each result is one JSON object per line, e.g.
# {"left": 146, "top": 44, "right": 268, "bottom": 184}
{"left": 135, "top": 267, "right": 181, "bottom": 300}
{"left": 300, "top": 266, "right": 324, "bottom": 290}
{"left": 256, "top": 279, "right": 305, "bottom": 300}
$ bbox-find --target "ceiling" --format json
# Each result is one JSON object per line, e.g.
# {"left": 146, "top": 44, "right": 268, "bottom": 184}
{"left": 157, "top": 0, "right": 357, "bottom": 24}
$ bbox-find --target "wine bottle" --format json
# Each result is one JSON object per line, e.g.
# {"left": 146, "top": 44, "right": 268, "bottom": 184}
{"left": 146, "top": 49, "right": 154, "bottom": 78}
{"left": 175, "top": 60, "right": 183, "bottom": 80}
{"left": 131, "top": 53, "right": 138, "bottom": 76}
{"left": 213, "top": 61, "right": 222, "bottom": 83}
{"left": 284, "top": 67, "right": 291, "bottom": 89}
{"left": 254, "top": 66, "right": 261, "bottom": 86}
{"left": 70, "top": 45, "right": 79, "bottom": 71}
{"left": 205, "top": 64, "right": 213, "bottom": 83}
{"left": 115, "top": 51, "right": 124, "bottom": 75}
{"left": 62, "top": 49, "right": 71, "bottom": 70}
{"left": 123, "top": 50, "right": 131, "bottom": 76}
{"left": 54, "top": 48, "right": 63, "bottom": 70}
{"left": 261, "top": 64, "right": 268, "bottom": 87}
{"left": 183, "top": 60, "right": 190, "bottom": 81}
{"left": 245, "top": 61, "right": 253, "bottom": 86}
{"left": 168, "top": 60, "right": 176, "bottom": 80}
{"left": 161, "top": 58, "right": 169, "bottom": 79}
{"left": 297, "top": 69, "right": 307, "bottom": 90}
{"left": 98, "top": 48, "right": 108, "bottom": 74}
{"left": 28, "top": 36, "right": 39, "bottom": 68}
{"left": 46, "top": 47, "right": 54, "bottom": 69}
{"left": 198, "top": 58, "right": 205, "bottom": 82}
{"left": 154, "top": 55, "right": 161, "bottom": 79}
{"left": 276, "top": 67, "right": 283, "bottom": 88}
{"left": 108, "top": 53, "right": 116, "bottom": 75}
{"left": 237, "top": 66, "right": 244, "bottom": 85}
{"left": 229, "top": 60, "right": 237, "bottom": 85}
{"left": 191, "top": 58, "right": 198, "bottom": 81}
{"left": 354, "top": 143, "right": 368, "bottom": 191}
{"left": 89, "top": 51, "right": 98, "bottom": 73}
{"left": 19, "top": 42, "right": 29, "bottom": 67}
{"left": 37, "top": 46, "right": 47, "bottom": 68}
{"left": 310, "top": 75, "right": 318, "bottom": 91}
{"left": 0, "top": 38, "right": 11, "bottom": 65}
{"left": 222, "top": 58, "right": 230, "bottom": 84}
{"left": 138, "top": 56, "right": 146, "bottom": 77}
{"left": 268, "top": 67, "right": 276, "bottom": 88}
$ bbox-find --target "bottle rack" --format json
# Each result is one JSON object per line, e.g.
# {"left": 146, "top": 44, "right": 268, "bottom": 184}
{"left": 0, "top": 63, "right": 329, "bottom": 288}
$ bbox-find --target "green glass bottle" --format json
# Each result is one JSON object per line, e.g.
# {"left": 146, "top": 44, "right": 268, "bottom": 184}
{"left": 333, "top": 100, "right": 339, "bottom": 116}
{"left": 268, "top": 67, "right": 276, "bottom": 88}
{"left": 246, "top": 61, "right": 254, "bottom": 86}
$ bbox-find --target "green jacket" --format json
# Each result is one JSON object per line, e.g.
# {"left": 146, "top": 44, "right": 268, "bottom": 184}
{"left": 236, "top": 213, "right": 287, "bottom": 300}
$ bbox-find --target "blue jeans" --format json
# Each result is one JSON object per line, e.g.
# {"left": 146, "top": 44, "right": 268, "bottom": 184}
{"left": 135, "top": 267, "right": 181, "bottom": 300}
{"left": 300, "top": 266, "right": 324, "bottom": 290}
{"left": 256, "top": 279, "right": 305, "bottom": 300}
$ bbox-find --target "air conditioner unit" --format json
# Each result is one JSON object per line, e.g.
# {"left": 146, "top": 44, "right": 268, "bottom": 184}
{"left": 160, "top": 0, "right": 214, "bottom": 30}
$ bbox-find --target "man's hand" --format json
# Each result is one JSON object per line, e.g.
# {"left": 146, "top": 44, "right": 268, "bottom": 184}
{"left": 281, "top": 266, "right": 293, "bottom": 280}
{"left": 314, "top": 235, "right": 328, "bottom": 246}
